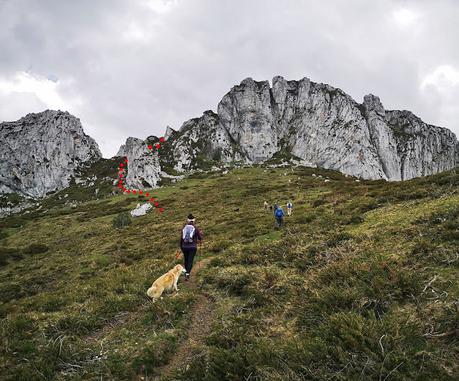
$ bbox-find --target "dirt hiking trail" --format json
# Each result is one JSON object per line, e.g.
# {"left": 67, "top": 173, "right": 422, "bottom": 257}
{"left": 141, "top": 256, "right": 215, "bottom": 381}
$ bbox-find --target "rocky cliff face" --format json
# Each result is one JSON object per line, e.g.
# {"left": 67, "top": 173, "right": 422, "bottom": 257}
{"left": 163, "top": 110, "right": 243, "bottom": 172}
{"left": 116, "top": 137, "right": 161, "bottom": 189}
{"left": 384, "top": 109, "right": 457, "bottom": 180}
{"left": 1, "top": 76, "right": 455, "bottom": 205}
{"left": 118, "top": 76, "right": 458, "bottom": 186}
{"left": 131, "top": 76, "right": 454, "bottom": 182}
{"left": 229, "top": 77, "right": 387, "bottom": 179}
{"left": 215, "top": 76, "right": 457, "bottom": 180}
{"left": 218, "top": 79, "right": 277, "bottom": 163}
{"left": 116, "top": 111, "right": 243, "bottom": 189}
{"left": 0, "top": 110, "right": 101, "bottom": 197}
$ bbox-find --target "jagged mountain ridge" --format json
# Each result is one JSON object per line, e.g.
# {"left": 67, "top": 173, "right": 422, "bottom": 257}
{"left": 119, "top": 76, "right": 457, "bottom": 188}
{"left": 0, "top": 76, "right": 458, "bottom": 202}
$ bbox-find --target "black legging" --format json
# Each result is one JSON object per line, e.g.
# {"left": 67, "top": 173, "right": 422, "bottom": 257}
{"left": 182, "top": 247, "right": 197, "bottom": 274}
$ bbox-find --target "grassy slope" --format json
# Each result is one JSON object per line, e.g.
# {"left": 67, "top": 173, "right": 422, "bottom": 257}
{"left": 0, "top": 167, "right": 458, "bottom": 380}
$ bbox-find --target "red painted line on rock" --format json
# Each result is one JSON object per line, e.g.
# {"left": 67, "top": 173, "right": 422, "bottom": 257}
{"left": 116, "top": 136, "right": 167, "bottom": 213}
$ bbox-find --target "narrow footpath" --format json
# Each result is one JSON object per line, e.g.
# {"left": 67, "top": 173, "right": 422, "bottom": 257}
{"left": 146, "top": 256, "right": 215, "bottom": 381}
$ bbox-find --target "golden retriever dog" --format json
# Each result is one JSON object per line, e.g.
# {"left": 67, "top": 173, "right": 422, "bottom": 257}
{"left": 147, "top": 264, "right": 184, "bottom": 300}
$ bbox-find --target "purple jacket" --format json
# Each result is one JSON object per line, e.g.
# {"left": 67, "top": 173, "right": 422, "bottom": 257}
{"left": 180, "top": 224, "right": 203, "bottom": 249}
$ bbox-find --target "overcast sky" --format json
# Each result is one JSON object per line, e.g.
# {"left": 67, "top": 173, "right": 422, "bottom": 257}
{"left": 1, "top": 0, "right": 458, "bottom": 157}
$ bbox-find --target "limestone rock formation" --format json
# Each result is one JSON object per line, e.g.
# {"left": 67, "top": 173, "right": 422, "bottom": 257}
{"left": 116, "top": 111, "right": 242, "bottom": 189}
{"left": 164, "top": 110, "right": 243, "bottom": 172}
{"left": 118, "top": 75, "right": 457, "bottom": 182}
{"left": 218, "top": 79, "right": 277, "bottom": 163}
{"left": 215, "top": 76, "right": 457, "bottom": 180}
{"left": 117, "top": 137, "right": 161, "bottom": 189}
{"left": 269, "top": 77, "right": 386, "bottom": 179}
{"left": 384, "top": 109, "right": 457, "bottom": 180}
{"left": 362, "top": 94, "right": 402, "bottom": 180}
{"left": 0, "top": 110, "right": 101, "bottom": 197}
{"left": 6, "top": 76, "right": 449, "bottom": 197}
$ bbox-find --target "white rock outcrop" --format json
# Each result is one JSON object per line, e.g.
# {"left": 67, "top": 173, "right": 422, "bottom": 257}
{"left": 0, "top": 110, "right": 101, "bottom": 197}
{"left": 130, "top": 202, "right": 152, "bottom": 217}
{"left": 118, "top": 137, "right": 161, "bottom": 189}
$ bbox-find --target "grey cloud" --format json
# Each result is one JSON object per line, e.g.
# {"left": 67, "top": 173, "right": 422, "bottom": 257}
{"left": 0, "top": 0, "right": 458, "bottom": 157}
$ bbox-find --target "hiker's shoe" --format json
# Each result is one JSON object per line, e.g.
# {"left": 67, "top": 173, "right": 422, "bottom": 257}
{"left": 185, "top": 273, "right": 190, "bottom": 281}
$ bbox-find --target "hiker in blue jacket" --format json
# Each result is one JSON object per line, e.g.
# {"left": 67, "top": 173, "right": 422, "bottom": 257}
{"left": 274, "top": 205, "right": 285, "bottom": 228}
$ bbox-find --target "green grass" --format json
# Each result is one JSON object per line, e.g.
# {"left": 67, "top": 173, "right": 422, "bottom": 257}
{"left": 0, "top": 193, "right": 24, "bottom": 208}
{"left": 0, "top": 166, "right": 458, "bottom": 380}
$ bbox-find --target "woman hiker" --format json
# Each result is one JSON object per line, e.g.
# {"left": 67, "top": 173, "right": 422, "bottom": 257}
{"left": 180, "top": 213, "right": 203, "bottom": 281}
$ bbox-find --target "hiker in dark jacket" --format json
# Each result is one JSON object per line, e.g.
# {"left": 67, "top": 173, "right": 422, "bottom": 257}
{"left": 180, "top": 213, "right": 203, "bottom": 281}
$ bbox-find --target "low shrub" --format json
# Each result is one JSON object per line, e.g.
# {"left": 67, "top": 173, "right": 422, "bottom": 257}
{"left": 0, "top": 281, "right": 25, "bottom": 303}
{"left": 112, "top": 211, "right": 132, "bottom": 229}
{"left": 326, "top": 232, "right": 352, "bottom": 247}
{"left": 0, "top": 229, "right": 8, "bottom": 240}
{"left": 347, "top": 215, "right": 364, "bottom": 224}
{"left": 52, "top": 313, "right": 103, "bottom": 336}
{"left": 311, "top": 198, "right": 326, "bottom": 207}
{"left": 132, "top": 333, "right": 179, "bottom": 374}
{"left": 0, "top": 246, "right": 23, "bottom": 266}
{"left": 411, "top": 239, "right": 435, "bottom": 255}
{"left": 23, "top": 243, "right": 49, "bottom": 255}
{"left": 0, "top": 244, "right": 49, "bottom": 266}
{"left": 296, "top": 214, "right": 315, "bottom": 224}
{"left": 358, "top": 201, "right": 380, "bottom": 213}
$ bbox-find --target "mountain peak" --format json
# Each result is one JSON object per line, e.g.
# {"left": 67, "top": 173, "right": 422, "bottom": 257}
{"left": 0, "top": 110, "right": 101, "bottom": 197}
{"left": 2, "top": 76, "right": 458, "bottom": 201}
{"left": 112, "top": 75, "right": 457, "bottom": 187}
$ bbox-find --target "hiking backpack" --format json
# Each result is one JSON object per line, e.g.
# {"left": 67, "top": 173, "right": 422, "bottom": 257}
{"left": 182, "top": 225, "right": 196, "bottom": 243}
{"left": 275, "top": 208, "right": 284, "bottom": 218}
